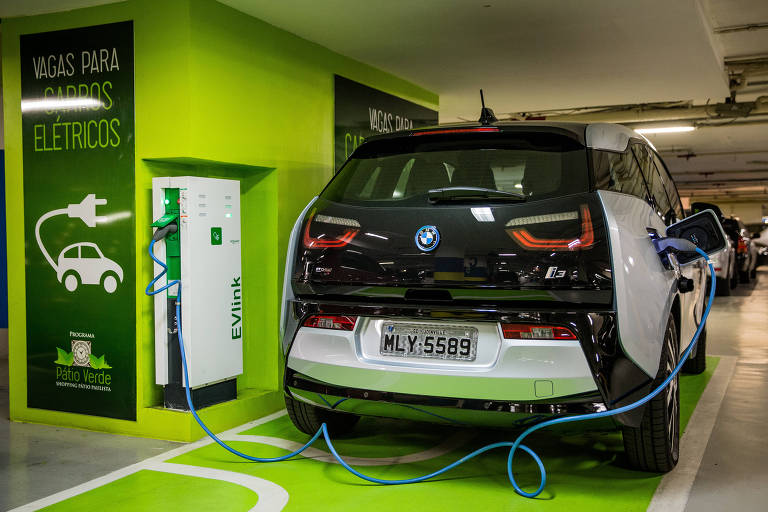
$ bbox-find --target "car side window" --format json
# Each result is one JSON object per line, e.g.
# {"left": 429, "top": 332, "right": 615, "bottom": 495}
{"left": 591, "top": 149, "right": 648, "bottom": 201}
{"left": 631, "top": 144, "right": 672, "bottom": 222}
{"left": 63, "top": 246, "right": 78, "bottom": 258}
{"left": 80, "top": 245, "right": 100, "bottom": 258}
{"left": 652, "top": 152, "right": 684, "bottom": 222}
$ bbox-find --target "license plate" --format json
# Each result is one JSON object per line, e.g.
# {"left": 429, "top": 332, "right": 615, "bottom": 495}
{"left": 379, "top": 322, "right": 478, "bottom": 361}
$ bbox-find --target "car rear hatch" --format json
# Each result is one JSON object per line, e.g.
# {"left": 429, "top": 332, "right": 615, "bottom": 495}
{"left": 291, "top": 128, "right": 613, "bottom": 307}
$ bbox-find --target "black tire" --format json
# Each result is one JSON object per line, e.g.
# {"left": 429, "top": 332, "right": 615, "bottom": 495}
{"left": 682, "top": 324, "right": 707, "bottom": 374}
{"left": 730, "top": 270, "right": 738, "bottom": 289}
{"left": 750, "top": 267, "right": 757, "bottom": 279}
{"left": 715, "top": 277, "right": 731, "bottom": 296}
{"left": 285, "top": 394, "right": 360, "bottom": 436}
{"left": 739, "top": 269, "right": 750, "bottom": 284}
{"left": 622, "top": 315, "right": 680, "bottom": 472}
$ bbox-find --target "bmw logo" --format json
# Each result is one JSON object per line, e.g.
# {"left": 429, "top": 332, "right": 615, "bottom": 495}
{"left": 415, "top": 225, "right": 440, "bottom": 252}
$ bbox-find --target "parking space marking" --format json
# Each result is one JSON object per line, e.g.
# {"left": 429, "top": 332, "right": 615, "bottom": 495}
{"left": 647, "top": 355, "right": 737, "bottom": 512}
{"left": 7, "top": 410, "right": 287, "bottom": 512}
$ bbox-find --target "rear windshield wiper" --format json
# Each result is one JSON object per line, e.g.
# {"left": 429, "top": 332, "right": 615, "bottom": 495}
{"left": 428, "top": 187, "right": 527, "bottom": 203}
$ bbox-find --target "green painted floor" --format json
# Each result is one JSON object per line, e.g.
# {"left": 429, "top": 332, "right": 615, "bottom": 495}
{"left": 41, "top": 358, "right": 718, "bottom": 512}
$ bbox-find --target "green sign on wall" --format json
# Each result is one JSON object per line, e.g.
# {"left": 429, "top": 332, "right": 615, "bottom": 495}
{"left": 21, "top": 21, "right": 136, "bottom": 420}
{"left": 334, "top": 75, "right": 438, "bottom": 171}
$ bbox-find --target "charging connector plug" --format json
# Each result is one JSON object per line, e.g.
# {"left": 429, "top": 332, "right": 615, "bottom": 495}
{"left": 67, "top": 194, "right": 107, "bottom": 227}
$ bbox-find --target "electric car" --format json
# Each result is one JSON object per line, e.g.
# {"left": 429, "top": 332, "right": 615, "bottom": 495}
{"left": 722, "top": 218, "right": 756, "bottom": 283}
{"left": 281, "top": 121, "right": 721, "bottom": 473}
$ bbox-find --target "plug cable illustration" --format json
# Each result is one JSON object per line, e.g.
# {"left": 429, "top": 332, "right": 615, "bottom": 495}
{"left": 35, "top": 194, "right": 124, "bottom": 293}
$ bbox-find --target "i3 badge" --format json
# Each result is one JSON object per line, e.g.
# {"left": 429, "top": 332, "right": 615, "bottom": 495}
{"left": 415, "top": 225, "right": 440, "bottom": 252}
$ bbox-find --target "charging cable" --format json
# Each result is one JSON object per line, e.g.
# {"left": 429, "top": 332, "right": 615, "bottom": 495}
{"left": 146, "top": 240, "right": 715, "bottom": 498}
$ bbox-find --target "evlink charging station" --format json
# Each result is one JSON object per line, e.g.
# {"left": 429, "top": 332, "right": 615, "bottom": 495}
{"left": 147, "top": 190, "right": 718, "bottom": 498}
{"left": 150, "top": 176, "right": 243, "bottom": 410}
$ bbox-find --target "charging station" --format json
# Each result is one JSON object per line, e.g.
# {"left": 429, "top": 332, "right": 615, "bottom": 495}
{"left": 151, "top": 176, "right": 243, "bottom": 410}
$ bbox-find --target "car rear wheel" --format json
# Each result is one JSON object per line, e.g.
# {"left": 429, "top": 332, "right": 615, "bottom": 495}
{"left": 285, "top": 394, "right": 360, "bottom": 436}
{"left": 682, "top": 324, "right": 707, "bottom": 374}
{"left": 622, "top": 315, "right": 679, "bottom": 472}
{"left": 715, "top": 277, "right": 731, "bottom": 296}
{"left": 739, "top": 269, "right": 750, "bottom": 284}
{"left": 750, "top": 267, "right": 757, "bottom": 279}
{"left": 63, "top": 271, "right": 80, "bottom": 292}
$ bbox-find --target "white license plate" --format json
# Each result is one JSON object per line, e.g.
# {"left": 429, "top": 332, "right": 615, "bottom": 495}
{"left": 379, "top": 322, "right": 478, "bottom": 361}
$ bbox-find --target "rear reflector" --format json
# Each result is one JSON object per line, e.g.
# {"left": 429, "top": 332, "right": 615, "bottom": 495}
{"left": 501, "top": 323, "right": 577, "bottom": 340}
{"left": 413, "top": 127, "right": 500, "bottom": 136}
{"left": 303, "top": 315, "right": 357, "bottom": 331}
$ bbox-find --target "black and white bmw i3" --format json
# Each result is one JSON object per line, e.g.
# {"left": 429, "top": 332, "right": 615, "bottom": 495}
{"left": 280, "top": 120, "right": 723, "bottom": 472}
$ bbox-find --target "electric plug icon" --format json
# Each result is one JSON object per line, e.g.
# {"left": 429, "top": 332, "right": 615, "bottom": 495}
{"left": 66, "top": 194, "right": 108, "bottom": 227}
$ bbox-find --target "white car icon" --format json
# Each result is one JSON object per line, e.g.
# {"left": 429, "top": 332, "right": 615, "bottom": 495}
{"left": 56, "top": 242, "right": 124, "bottom": 293}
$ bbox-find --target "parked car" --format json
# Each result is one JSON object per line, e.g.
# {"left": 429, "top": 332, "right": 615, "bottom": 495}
{"left": 722, "top": 218, "right": 756, "bottom": 282}
{"left": 691, "top": 204, "right": 736, "bottom": 295}
{"left": 281, "top": 121, "right": 723, "bottom": 474}
{"left": 746, "top": 224, "right": 768, "bottom": 268}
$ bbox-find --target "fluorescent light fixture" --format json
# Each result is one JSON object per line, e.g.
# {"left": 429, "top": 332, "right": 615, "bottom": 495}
{"left": 514, "top": 183, "right": 523, "bottom": 189}
{"left": 21, "top": 98, "right": 103, "bottom": 112}
{"left": 635, "top": 126, "right": 695, "bottom": 135}
{"left": 471, "top": 207, "right": 495, "bottom": 222}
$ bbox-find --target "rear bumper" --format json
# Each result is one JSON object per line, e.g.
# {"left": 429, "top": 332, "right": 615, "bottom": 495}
{"left": 283, "top": 301, "right": 653, "bottom": 427}
{"left": 286, "top": 369, "right": 611, "bottom": 428}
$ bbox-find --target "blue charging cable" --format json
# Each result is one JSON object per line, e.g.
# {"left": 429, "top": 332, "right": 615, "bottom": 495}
{"left": 146, "top": 240, "right": 715, "bottom": 498}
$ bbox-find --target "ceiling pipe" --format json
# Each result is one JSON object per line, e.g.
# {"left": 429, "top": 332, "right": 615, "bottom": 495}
{"left": 714, "top": 22, "right": 768, "bottom": 34}
{"left": 506, "top": 96, "right": 768, "bottom": 124}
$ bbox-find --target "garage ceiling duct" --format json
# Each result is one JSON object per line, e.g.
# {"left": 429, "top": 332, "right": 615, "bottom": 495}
{"left": 505, "top": 96, "right": 768, "bottom": 126}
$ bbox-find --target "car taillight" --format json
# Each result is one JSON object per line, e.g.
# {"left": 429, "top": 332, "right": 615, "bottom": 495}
{"left": 506, "top": 204, "right": 595, "bottom": 251}
{"left": 303, "top": 315, "right": 357, "bottom": 331}
{"left": 501, "top": 323, "right": 577, "bottom": 340}
{"left": 737, "top": 237, "right": 748, "bottom": 254}
{"left": 303, "top": 213, "right": 359, "bottom": 248}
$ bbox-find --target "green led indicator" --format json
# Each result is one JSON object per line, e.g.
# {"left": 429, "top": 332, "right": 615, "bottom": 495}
{"left": 225, "top": 213, "right": 232, "bottom": 218}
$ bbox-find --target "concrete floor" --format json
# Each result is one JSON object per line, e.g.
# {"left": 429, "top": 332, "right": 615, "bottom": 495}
{"left": 0, "top": 357, "right": 180, "bottom": 510}
{"left": 0, "top": 269, "right": 767, "bottom": 511}
{"left": 683, "top": 267, "right": 768, "bottom": 512}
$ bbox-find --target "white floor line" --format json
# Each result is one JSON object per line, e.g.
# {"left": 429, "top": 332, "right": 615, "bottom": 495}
{"left": 647, "top": 355, "right": 737, "bottom": 512}
{"left": 145, "top": 461, "right": 289, "bottom": 512}
{"left": 9, "top": 357, "right": 735, "bottom": 512}
{"left": 223, "top": 430, "right": 473, "bottom": 466}
{"left": 7, "top": 410, "right": 288, "bottom": 512}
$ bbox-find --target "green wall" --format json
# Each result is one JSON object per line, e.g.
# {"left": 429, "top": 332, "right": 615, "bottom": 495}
{"left": 2, "top": 0, "right": 438, "bottom": 439}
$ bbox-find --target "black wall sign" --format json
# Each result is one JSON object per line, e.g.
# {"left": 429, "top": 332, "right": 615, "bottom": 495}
{"left": 334, "top": 75, "right": 438, "bottom": 171}
{"left": 21, "top": 21, "right": 136, "bottom": 420}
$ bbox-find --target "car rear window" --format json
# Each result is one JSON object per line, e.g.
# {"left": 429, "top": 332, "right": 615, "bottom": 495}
{"left": 322, "top": 132, "right": 589, "bottom": 206}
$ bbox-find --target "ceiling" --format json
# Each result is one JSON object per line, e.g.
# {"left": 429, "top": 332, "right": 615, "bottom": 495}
{"left": 1, "top": 0, "right": 767, "bottom": 205}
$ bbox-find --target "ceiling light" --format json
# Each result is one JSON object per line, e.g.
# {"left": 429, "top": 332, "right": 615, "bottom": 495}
{"left": 635, "top": 126, "right": 696, "bottom": 135}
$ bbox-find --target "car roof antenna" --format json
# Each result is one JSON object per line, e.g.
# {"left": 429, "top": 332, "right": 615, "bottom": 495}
{"left": 478, "top": 89, "right": 498, "bottom": 125}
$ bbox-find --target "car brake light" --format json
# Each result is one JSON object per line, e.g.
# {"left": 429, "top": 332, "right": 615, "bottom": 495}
{"left": 506, "top": 204, "right": 594, "bottom": 251}
{"left": 303, "top": 212, "right": 359, "bottom": 248}
{"left": 303, "top": 315, "right": 357, "bottom": 331}
{"left": 501, "top": 323, "right": 577, "bottom": 340}
{"left": 413, "top": 127, "right": 500, "bottom": 136}
{"left": 737, "top": 237, "right": 748, "bottom": 254}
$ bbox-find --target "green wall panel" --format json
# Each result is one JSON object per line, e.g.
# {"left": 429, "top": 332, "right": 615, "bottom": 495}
{"left": 2, "top": 0, "right": 438, "bottom": 438}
